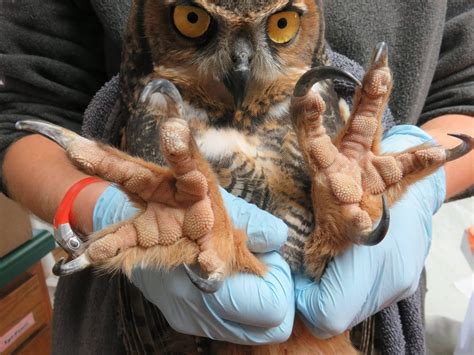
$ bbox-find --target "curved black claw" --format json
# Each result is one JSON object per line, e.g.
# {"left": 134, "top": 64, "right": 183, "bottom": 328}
{"left": 184, "top": 263, "right": 224, "bottom": 294}
{"left": 139, "top": 79, "right": 184, "bottom": 118}
{"left": 52, "top": 254, "right": 92, "bottom": 277}
{"left": 446, "top": 133, "right": 474, "bottom": 162}
{"left": 371, "top": 41, "right": 389, "bottom": 67}
{"left": 293, "top": 66, "right": 362, "bottom": 97}
{"left": 361, "top": 195, "right": 390, "bottom": 246}
{"left": 15, "top": 119, "right": 80, "bottom": 150}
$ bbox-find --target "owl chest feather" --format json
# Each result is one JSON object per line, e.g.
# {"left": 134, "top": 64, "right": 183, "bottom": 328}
{"left": 124, "top": 84, "right": 341, "bottom": 271}
{"left": 185, "top": 100, "right": 317, "bottom": 270}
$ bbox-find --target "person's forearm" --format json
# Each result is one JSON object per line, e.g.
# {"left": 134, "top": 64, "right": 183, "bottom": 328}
{"left": 421, "top": 114, "right": 474, "bottom": 200}
{"left": 2, "top": 134, "right": 109, "bottom": 234}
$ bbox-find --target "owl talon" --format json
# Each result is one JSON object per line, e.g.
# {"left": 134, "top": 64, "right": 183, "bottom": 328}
{"left": 293, "top": 66, "right": 361, "bottom": 98}
{"left": 140, "top": 79, "right": 185, "bottom": 118}
{"left": 184, "top": 263, "right": 224, "bottom": 293}
{"left": 358, "top": 195, "right": 390, "bottom": 246}
{"left": 371, "top": 41, "right": 389, "bottom": 67}
{"left": 446, "top": 133, "right": 474, "bottom": 162}
{"left": 15, "top": 119, "right": 81, "bottom": 150}
{"left": 52, "top": 254, "right": 92, "bottom": 277}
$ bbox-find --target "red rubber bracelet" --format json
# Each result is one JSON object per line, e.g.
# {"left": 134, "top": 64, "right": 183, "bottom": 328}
{"left": 53, "top": 176, "right": 104, "bottom": 228}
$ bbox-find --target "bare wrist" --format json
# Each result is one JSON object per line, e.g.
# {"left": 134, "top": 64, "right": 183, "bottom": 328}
{"left": 70, "top": 181, "right": 111, "bottom": 235}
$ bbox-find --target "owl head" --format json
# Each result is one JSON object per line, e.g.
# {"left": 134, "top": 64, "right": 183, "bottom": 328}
{"left": 122, "top": 0, "right": 326, "bottom": 125}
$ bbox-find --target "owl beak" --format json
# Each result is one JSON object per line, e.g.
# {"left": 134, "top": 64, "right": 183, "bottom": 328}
{"left": 223, "top": 39, "right": 253, "bottom": 109}
{"left": 223, "top": 62, "right": 251, "bottom": 109}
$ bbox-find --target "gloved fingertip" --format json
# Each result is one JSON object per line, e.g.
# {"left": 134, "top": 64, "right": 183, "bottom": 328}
{"left": 218, "top": 187, "right": 288, "bottom": 253}
{"left": 247, "top": 214, "right": 288, "bottom": 253}
{"left": 218, "top": 186, "right": 234, "bottom": 204}
{"left": 207, "top": 285, "right": 290, "bottom": 328}
{"left": 295, "top": 284, "right": 355, "bottom": 339}
{"left": 93, "top": 184, "right": 138, "bottom": 231}
{"left": 205, "top": 252, "right": 293, "bottom": 327}
{"left": 267, "top": 217, "right": 289, "bottom": 245}
{"left": 130, "top": 266, "right": 142, "bottom": 286}
{"left": 121, "top": 201, "right": 141, "bottom": 221}
{"left": 430, "top": 166, "right": 446, "bottom": 214}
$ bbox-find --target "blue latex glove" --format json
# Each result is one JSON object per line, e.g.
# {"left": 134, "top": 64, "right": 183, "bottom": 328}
{"left": 295, "top": 125, "right": 446, "bottom": 338}
{"left": 93, "top": 187, "right": 294, "bottom": 345}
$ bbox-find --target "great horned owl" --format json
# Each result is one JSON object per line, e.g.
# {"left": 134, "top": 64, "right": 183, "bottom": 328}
{"left": 16, "top": 0, "right": 472, "bottom": 353}
{"left": 121, "top": 0, "right": 357, "bottom": 275}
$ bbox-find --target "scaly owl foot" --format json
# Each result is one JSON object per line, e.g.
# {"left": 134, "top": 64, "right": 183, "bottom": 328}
{"left": 16, "top": 80, "right": 266, "bottom": 292}
{"left": 290, "top": 42, "right": 473, "bottom": 279}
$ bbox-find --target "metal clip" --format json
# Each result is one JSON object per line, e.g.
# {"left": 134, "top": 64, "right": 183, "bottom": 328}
{"left": 52, "top": 224, "right": 92, "bottom": 277}
{"left": 54, "top": 223, "right": 87, "bottom": 258}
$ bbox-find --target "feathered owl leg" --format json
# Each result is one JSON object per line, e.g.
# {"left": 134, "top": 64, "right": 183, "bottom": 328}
{"left": 290, "top": 42, "right": 473, "bottom": 279}
{"left": 16, "top": 82, "right": 266, "bottom": 292}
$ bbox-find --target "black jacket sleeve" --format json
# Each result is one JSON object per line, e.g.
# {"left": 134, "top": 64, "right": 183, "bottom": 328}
{"left": 323, "top": 0, "right": 473, "bottom": 125}
{"left": 0, "top": 0, "right": 107, "bottom": 193}
{"left": 419, "top": 2, "right": 474, "bottom": 124}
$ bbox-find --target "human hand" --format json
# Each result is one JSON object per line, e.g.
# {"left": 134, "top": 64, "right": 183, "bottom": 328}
{"left": 295, "top": 125, "right": 446, "bottom": 338}
{"left": 94, "top": 185, "right": 294, "bottom": 345}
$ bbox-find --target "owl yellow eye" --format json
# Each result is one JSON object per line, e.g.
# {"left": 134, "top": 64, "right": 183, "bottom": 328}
{"left": 173, "top": 5, "right": 211, "bottom": 39}
{"left": 267, "top": 11, "right": 300, "bottom": 44}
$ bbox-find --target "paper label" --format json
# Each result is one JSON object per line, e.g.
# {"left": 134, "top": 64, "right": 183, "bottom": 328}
{"left": 0, "top": 313, "right": 35, "bottom": 353}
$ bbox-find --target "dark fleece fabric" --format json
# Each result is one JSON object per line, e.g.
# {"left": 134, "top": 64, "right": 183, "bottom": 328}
{"left": 324, "top": 0, "right": 474, "bottom": 125}
{"left": 0, "top": 1, "right": 473, "bottom": 354}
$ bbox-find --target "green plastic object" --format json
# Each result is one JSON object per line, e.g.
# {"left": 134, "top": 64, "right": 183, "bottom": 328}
{"left": 0, "top": 229, "right": 55, "bottom": 289}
